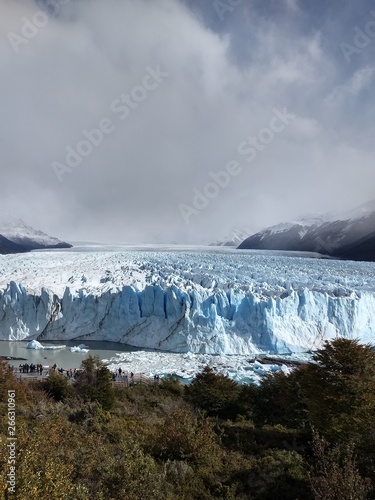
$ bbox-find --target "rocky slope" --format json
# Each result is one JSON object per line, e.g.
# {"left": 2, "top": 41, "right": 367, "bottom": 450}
{"left": 0, "top": 216, "right": 71, "bottom": 253}
{"left": 238, "top": 201, "right": 375, "bottom": 261}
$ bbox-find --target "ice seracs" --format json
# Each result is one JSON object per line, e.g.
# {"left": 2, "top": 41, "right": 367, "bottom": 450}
{"left": 26, "top": 340, "right": 66, "bottom": 350}
{"left": 104, "top": 350, "right": 296, "bottom": 385}
{"left": 70, "top": 344, "right": 90, "bottom": 353}
{"left": 0, "top": 248, "right": 375, "bottom": 355}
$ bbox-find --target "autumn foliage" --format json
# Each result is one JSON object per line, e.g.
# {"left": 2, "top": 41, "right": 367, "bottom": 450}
{"left": 0, "top": 340, "right": 374, "bottom": 499}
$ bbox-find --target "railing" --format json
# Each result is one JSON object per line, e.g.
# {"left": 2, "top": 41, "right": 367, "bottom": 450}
{"left": 18, "top": 376, "right": 43, "bottom": 383}
{"left": 15, "top": 370, "right": 159, "bottom": 387}
{"left": 112, "top": 373, "right": 159, "bottom": 387}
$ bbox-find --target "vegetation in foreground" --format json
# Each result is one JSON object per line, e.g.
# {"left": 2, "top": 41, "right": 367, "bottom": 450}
{"left": 1, "top": 339, "right": 375, "bottom": 499}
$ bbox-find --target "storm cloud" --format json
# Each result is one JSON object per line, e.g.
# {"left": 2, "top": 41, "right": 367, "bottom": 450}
{"left": 1, "top": 0, "right": 374, "bottom": 243}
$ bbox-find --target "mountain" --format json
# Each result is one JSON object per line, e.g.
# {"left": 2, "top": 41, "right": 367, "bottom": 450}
{"left": 237, "top": 200, "right": 375, "bottom": 262}
{"left": 210, "top": 228, "right": 252, "bottom": 247}
{"left": 0, "top": 216, "right": 72, "bottom": 254}
{"left": 0, "top": 234, "right": 27, "bottom": 255}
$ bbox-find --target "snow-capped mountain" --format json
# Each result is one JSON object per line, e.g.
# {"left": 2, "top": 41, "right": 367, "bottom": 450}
{"left": 0, "top": 234, "right": 26, "bottom": 255}
{"left": 0, "top": 216, "right": 72, "bottom": 254}
{"left": 211, "top": 228, "right": 252, "bottom": 247}
{"left": 238, "top": 200, "right": 375, "bottom": 262}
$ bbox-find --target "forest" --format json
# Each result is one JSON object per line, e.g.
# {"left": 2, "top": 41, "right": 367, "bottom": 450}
{"left": 1, "top": 338, "right": 375, "bottom": 499}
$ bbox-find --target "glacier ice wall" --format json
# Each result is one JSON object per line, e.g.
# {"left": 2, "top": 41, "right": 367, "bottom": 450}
{"left": 1, "top": 276, "right": 375, "bottom": 354}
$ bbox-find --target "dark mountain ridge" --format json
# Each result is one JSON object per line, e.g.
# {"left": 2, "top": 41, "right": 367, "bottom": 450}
{"left": 238, "top": 201, "right": 375, "bottom": 262}
{"left": 0, "top": 216, "right": 72, "bottom": 255}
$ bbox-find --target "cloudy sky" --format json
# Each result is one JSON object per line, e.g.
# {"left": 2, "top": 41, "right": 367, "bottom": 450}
{"left": 1, "top": 0, "right": 374, "bottom": 244}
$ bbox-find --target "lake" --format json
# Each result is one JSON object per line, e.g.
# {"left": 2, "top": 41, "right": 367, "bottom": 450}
{"left": 0, "top": 340, "right": 147, "bottom": 370}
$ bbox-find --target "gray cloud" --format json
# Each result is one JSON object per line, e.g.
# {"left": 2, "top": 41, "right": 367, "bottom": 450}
{"left": 0, "top": 0, "right": 374, "bottom": 244}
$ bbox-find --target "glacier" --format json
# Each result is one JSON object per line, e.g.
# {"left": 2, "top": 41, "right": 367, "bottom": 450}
{"left": 0, "top": 247, "right": 375, "bottom": 355}
{"left": 26, "top": 339, "right": 66, "bottom": 350}
{"left": 103, "top": 350, "right": 296, "bottom": 386}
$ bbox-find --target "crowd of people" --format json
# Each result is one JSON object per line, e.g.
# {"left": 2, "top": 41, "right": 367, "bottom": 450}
{"left": 12, "top": 363, "right": 160, "bottom": 385}
{"left": 18, "top": 363, "right": 44, "bottom": 375}
{"left": 14, "top": 363, "right": 82, "bottom": 379}
{"left": 53, "top": 365, "right": 82, "bottom": 379}
{"left": 111, "top": 368, "right": 137, "bottom": 384}
{"left": 111, "top": 368, "right": 160, "bottom": 385}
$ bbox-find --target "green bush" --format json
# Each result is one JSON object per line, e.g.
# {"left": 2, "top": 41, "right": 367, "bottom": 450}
{"left": 43, "top": 371, "right": 72, "bottom": 401}
{"left": 1, "top": 341, "right": 375, "bottom": 499}
{"left": 185, "top": 366, "right": 240, "bottom": 419}
{"left": 309, "top": 434, "right": 372, "bottom": 500}
{"left": 245, "top": 449, "right": 311, "bottom": 500}
{"left": 159, "top": 375, "right": 185, "bottom": 397}
{"left": 299, "top": 339, "right": 375, "bottom": 441}
{"left": 74, "top": 356, "right": 115, "bottom": 410}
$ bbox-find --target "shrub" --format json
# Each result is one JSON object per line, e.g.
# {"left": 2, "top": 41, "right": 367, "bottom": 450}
{"left": 299, "top": 339, "right": 375, "bottom": 440}
{"left": 245, "top": 449, "right": 311, "bottom": 500}
{"left": 151, "top": 407, "right": 222, "bottom": 468}
{"left": 43, "top": 371, "right": 72, "bottom": 401}
{"left": 309, "top": 434, "right": 372, "bottom": 500}
{"left": 253, "top": 369, "right": 308, "bottom": 429}
{"left": 185, "top": 366, "right": 240, "bottom": 419}
{"left": 74, "top": 356, "right": 115, "bottom": 410}
{"left": 159, "top": 375, "right": 184, "bottom": 397}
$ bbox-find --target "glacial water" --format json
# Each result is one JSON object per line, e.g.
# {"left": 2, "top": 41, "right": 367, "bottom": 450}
{"left": 0, "top": 340, "right": 146, "bottom": 370}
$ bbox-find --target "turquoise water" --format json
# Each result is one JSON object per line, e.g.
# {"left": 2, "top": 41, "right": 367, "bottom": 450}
{"left": 0, "top": 340, "right": 146, "bottom": 370}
